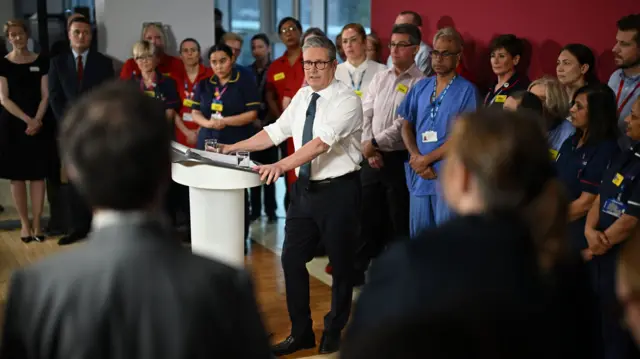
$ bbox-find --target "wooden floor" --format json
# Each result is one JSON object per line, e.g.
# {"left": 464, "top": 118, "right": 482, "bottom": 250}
{"left": 0, "top": 228, "right": 335, "bottom": 359}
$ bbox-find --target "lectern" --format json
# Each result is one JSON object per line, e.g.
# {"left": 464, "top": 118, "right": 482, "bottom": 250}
{"left": 171, "top": 142, "right": 262, "bottom": 268}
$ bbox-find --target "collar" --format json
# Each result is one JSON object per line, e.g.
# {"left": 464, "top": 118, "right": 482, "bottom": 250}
{"left": 306, "top": 79, "right": 337, "bottom": 100}
{"left": 618, "top": 68, "right": 640, "bottom": 81}
{"left": 490, "top": 72, "right": 521, "bottom": 92}
{"left": 92, "top": 209, "right": 159, "bottom": 231}
{"left": 344, "top": 59, "right": 369, "bottom": 72}
{"left": 210, "top": 67, "right": 240, "bottom": 85}
{"left": 72, "top": 48, "right": 89, "bottom": 59}
{"left": 278, "top": 49, "right": 303, "bottom": 64}
{"left": 387, "top": 63, "right": 422, "bottom": 79}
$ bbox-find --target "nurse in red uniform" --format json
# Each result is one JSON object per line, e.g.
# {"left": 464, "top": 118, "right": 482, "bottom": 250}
{"left": 119, "top": 23, "right": 183, "bottom": 82}
{"left": 265, "top": 17, "right": 304, "bottom": 205}
{"left": 175, "top": 38, "right": 213, "bottom": 147}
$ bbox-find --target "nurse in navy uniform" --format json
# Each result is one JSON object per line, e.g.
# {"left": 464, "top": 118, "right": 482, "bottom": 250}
{"left": 584, "top": 96, "right": 640, "bottom": 359}
{"left": 484, "top": 34, "right": 530, "bottom": 109}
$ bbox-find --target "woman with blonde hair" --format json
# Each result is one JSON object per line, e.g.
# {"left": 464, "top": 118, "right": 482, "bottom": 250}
{"left": 120, "top": 22, "right": 183, "bottom": 81}
{"left": 0, "top": 19, "right": 52, "bottom": 242}
{"left": 528, "top": 76, "right": 574, "bottom": 154}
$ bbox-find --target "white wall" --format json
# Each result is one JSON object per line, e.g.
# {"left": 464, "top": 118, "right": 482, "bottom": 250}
{"left": 95, "top": 0, "right": 215, "bottom": 63}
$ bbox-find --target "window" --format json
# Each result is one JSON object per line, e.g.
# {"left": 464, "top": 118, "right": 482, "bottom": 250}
{"left": 230, "top": 0, "right": 260, "bottom": 66}
{"left": 275, "top": 0, "right": 293, "bottom": 26}
{"left": 326, "top": 0, "right": 371, "bottom": 41}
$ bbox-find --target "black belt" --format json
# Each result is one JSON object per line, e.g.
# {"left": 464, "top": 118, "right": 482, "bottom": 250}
{"left": 308, "top": 171, "right": 359, "bottom": 187}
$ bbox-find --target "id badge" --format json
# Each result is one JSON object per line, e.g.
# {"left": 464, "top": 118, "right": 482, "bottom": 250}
{"left": 144, "top": 90, "right": 156, "bottom": 98}
{"left": 549, "top": 149, "right": 559, "bottom": 161}
{"left": 211, "top": 102, "right": 224, "bottom": 112}
{"left": 422, "top": 131, "right": 438, "bottom": 143}
{"left": 495, "top": 95, "right": 507, "bottom": 103}
{"left": 29, "top": 66, "right": 40, "bottom": 72}
{"left": 613, "top": 173, "right": 624, "bottom": 187}
{"left": 211, "top": 112, "right": 223, "bottom": 120}
{"left": 182, "top": 113, "right": 193, "bottom": 122}
{"left": 183, "top": 99, "right": 195, "bottom": 108}
{"left": 354, "top": 90, "right": 363, "bottom": 97}
{"left": 396, "top": 84, "right": 408, "bottom": 94}
{"left": 602, "top": 198, "right": 626, "bottom": 218}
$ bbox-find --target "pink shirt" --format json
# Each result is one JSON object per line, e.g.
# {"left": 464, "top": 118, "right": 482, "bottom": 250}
{"left": 362, "top": 64, "right": 425, "bottom": 152}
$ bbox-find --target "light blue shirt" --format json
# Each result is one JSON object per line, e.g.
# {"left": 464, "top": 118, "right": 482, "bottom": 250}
{"left": 387, "top": 41, "right": 432, "bottom": 75}
{"left": 398, "top": 76, "right": 479, "bottom": 196}
{"left": 608, "top": 69, "right": 640, "bottom": 149}
{"left": 548, "top": 118, "right": 575, "bottom": 153}
{"left": 72, "top": 48, "right": 89, "bottom": 70}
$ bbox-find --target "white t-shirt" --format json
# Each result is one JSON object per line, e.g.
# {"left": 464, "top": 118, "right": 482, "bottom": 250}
{"left": 335, "top": 59, "right": 387, "bottom": 100}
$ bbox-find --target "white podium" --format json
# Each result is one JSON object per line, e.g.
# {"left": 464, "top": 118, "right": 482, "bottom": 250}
{"left": 171, "top": 142, "right": 262, "bottom": 268}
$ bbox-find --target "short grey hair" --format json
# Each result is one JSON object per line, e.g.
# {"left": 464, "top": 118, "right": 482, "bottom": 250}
{"left": 433, "top": 27, "right": 463, "bottom": 52}
{"left": 302, "top": 36, "right": 337, "bottom": 61}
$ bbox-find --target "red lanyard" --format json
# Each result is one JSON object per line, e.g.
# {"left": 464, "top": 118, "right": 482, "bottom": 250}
{"left": 616, "top": 78, "right": 640, "bottom": 113}
{"left": 214, "top": 86, "right": 228, "bottom": 101}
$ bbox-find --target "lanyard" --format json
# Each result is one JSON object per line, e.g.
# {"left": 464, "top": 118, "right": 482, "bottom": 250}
{"left": 430, "top": 76, "right": 457, "bottom": 122}
{"left": 484, "top": 78, "right": 520, "bottom": 106}
{"left": 184, "top": 79, "right": 198, "bottom": 100}
{"left": 213, "top": 85, "right": 228, "bottom": 102}
{"left": 139, "top": 77, "right": 158, "bottom": 98}
{"left": 616, "top": 78, "right": 640, "bottom": 113}
{"left": 348, "top": 69, "right": 366, "bottom": 91}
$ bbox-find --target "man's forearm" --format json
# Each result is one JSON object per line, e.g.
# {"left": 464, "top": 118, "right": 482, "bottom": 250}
{"left": 229, "top": 130, "right": 275, "bottom": 153}
{"left": 424, "top": 141, "right": 449, "bottom": 164}
{"left": 604, "top": 215, "right": 638, "bottom": 246}
{"left": 278, "top": 138, "right": 329, "bottom": 173}
{"left": 401, "top": 121, "right": 420, "bottom": 156}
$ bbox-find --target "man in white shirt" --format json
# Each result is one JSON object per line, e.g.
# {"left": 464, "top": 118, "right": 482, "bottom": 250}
{"left": 355, "top": 23, "right": 425, "bottom": 283}
{"left": 223, "top": 36, "right": 363, "bottom": 356}
{"left": 385, "top": 11, "right": 432, "bottom": 75}
{"left": 335, "top": 23, "right": 387, "bottom": 99}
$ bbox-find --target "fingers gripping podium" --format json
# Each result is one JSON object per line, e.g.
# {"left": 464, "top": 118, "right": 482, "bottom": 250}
{"left": 171, "top": 142, "right": 262, "bottom": 268}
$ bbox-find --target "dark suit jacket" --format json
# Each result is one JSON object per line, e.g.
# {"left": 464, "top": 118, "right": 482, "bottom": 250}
{"left": 344, "top": 213, "right": 597, "bottom": 359}
{"left": 48, "top": 49, "right": 115, "bottom": 121}
{"left": 0, "top": 214, "right": 272, "bottom": 359}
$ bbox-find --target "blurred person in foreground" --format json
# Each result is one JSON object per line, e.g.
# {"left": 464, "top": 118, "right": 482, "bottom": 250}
{"left": 617, "top": 227, "right": 640, "bottom": 353}
{"left": 345, "top": 109, "right": 596, "bottom": 358}
{"left": 0, "top": 81, "right": 272, "bottom": 359}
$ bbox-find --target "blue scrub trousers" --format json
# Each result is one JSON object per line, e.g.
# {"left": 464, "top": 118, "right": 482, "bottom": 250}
{"left": 409, "top": 194, "right": 453, "bottom": 238}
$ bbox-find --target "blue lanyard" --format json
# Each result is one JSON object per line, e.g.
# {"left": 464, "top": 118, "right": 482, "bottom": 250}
{"left": 349, "top": 69, "right": 366, "bottom": 91}
{"left": 430, "top": 76, "right": 457, "bottom": 122}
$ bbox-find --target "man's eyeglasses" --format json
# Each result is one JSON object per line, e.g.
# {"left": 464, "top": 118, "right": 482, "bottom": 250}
{"left": 302, "top": 60, "right": 332, "bottom": 70}
{"left": 431, "top": 51, "right": 460, "bottom": 59}
{"left": 388, "top": 42, "right": 415, "bottom": 49}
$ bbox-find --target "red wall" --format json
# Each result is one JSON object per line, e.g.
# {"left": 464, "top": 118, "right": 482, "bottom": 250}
{"left": 371, "top": 0, "right": 639, "bottom": 90}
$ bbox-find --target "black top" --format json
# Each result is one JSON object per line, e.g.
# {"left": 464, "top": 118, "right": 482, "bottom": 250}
{"left": 483, "top": 72, "right": 530, "bottom": 109}
{"left": 345, "top": 213, "right": 596, "bottom": 359}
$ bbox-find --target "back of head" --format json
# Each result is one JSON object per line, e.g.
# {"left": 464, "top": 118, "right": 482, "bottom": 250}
{"left": 528, "top": 76, "right": 570, "bottom": 121}
{"left": 511, "top": 90, "right": 544, "bottom": 117}
{"left": 60, "top": 81, "right": 171, "bottom": 210}
{"left": 449, "top": 109, "right": 568, "bottom": 270}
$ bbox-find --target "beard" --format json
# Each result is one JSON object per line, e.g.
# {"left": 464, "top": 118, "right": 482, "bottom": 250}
{"left": 619, "top": 54, "right": 640, "bottom": 69}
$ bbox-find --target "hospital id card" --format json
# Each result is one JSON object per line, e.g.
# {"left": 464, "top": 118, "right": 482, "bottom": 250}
{"left": 422, "top": 131, "right": 438, "bottom": 143}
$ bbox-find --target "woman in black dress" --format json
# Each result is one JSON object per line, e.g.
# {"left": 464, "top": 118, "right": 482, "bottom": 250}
{"left": 0, "top": 20, "right": 51, "bottom": 243}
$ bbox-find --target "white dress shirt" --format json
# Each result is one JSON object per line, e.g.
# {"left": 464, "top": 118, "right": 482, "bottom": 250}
{"left": 264, "top": 79, "right": 363, "bottom": 180}
{"left": 335, "top": 59, "right": 387, "bottom": 100}
{"left": 72, "top": 48, "right": 89, "bottom": 69}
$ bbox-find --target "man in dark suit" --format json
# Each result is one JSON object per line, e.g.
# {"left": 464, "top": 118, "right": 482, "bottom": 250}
{"left": 0, "top": 82, "right": 273, "bottom": 359}
{"left": 48, "top": 16, "right": 114, "bottom": 245}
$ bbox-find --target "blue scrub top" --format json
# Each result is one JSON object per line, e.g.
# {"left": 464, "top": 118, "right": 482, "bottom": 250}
{"left": 398, "top": 75, "right": 478, "bottom": 196}
{"left": 548, "top": 118, "right": 575, "bottom": 153}
{"left": 131, "top": 70, "right": 180, "bottom": 111}
{"left": 192, "top": 67, "right": 260, "bottom": 147}
{"left": 598, "top": 145, "right": 640, "bottom": 231}
{"left": 555, "top": 134, "right": 619, "bottom": 251}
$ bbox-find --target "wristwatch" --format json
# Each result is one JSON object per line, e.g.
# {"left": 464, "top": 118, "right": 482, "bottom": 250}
{"left": 371, "top": 137, "right": 379, "bottom": 149}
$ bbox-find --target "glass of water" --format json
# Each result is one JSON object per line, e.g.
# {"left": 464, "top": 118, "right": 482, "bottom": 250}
{"left": 236, "top": 151, "right": 250, "bottom": 167}
{"left": 204, "top": 138, "right": 218, "bottom": 152}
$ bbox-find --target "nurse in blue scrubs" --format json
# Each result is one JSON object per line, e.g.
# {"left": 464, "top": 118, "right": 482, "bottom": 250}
{"left": 555, "top": 84, "right": 619, "bottom": 255}
{"left": 191, "top": 43, "right": 260, "bottom": 149}
{"left": 190, "top": 43, "right": 260, "bottom": 248}
{"left": 584, "top": 96, "right": 640, "bottom": 359}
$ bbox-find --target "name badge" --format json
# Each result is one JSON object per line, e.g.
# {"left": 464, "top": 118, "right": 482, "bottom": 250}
{"left": 29, "top": 66, "right": 40, "bottom": 72}
{"left": 495, "top": 95, "right": 507, "bottom": 103}
{"left": 613, "top": 173, "right": 624, "bottom": 187}
{"left": 549, "top": 149, "right": 559, "bottom": 161}
{"left": 211, "top": 103, "right": 224, "bottom": 112}
{"left": 396, "top": 84, "right": 408, "bottom": 94}
{"left": 354, "top": 90, "right": 363, "bottom": 97}
{"left": 603, "top": 198, "right": 626, "bottom": 218}
{"left": 183, "top": 99, "right": 195, "bottom": 108}
{"left": 182, "top": 113, "right": 193, "bottom": 122}
{"left": 211, "top": 112, "right": 223, "bottom": 120}
{"left": 163, "top": 72, "right": 171, "bottom": 77}
{"left": 144, "top": 91, "right": 156, "bottom": 98}
{"left": 422, "top": 131, "right": 438, "bottom": 143}
{"left": 274, "top": 72, "right": 286, "bottom": 81}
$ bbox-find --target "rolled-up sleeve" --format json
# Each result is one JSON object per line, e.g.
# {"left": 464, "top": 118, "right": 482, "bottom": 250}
{"left": 263, "top": 95, "right": 296, "bottom": 146}
{"left": 315, "top": 95, "right": 363, "bottom": 149}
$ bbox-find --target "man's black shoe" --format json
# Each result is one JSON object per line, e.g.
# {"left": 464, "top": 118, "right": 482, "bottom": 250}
{"left": 318, "top": 331, "right": 341, "bottom": 354}
{"left": 271, "top": 332, "right": 315, "bottom": 356}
